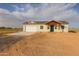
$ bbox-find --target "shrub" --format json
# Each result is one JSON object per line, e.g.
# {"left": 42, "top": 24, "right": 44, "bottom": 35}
{"left": 69, "top": 30, "right": 77, "bottom": 33}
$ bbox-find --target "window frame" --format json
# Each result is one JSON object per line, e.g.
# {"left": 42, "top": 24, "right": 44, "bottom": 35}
{"left": 40, "top": 26, "right": 43, "bottom": 29}
{"left": 48, "top": 26, "right": 49, "bottom": 29}
{"left": 61, "top": 25, "right": 64, "bottom": 29}
{"left": 55, "top": 26, "right": 57, "bottom": 29}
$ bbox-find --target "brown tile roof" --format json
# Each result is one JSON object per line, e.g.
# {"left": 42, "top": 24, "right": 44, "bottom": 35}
{"left": 58, "top": 21, "right": 69, "bottom": 24}
{"left": 23, "top": 21, "right": 48, "bottom": 24}
{"left": 23, "top": 20, "right": 69, "bottom": 25}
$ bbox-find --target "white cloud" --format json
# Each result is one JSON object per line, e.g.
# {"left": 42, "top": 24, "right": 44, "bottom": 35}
{"left": 0, "top": 3, "right": 79, "bottom": 28}
{"left": 0, "top": 8, "right": 23, "bottom": 27}
{"left": 12, "top": 3, "right": 77, "bottom": 20}
{"left": 0, "top": 8, "right": 10, "bottom": 14}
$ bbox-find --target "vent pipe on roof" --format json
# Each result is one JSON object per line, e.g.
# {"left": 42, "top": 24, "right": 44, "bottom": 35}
{"left": 28, "top": 20, "right": 34, "bottom": 23}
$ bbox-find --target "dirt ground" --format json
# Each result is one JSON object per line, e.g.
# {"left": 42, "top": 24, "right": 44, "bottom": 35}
{"left": 0, "top": 32, "right": 79, "bottom": 56}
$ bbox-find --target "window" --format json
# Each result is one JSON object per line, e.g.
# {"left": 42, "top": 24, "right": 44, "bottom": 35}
{"left": 61, "top": 26, "right": 64, "bottom": 29}
{"left": 55, "top": 26, "right": 57, "bottom": 29}
{"left": 48, "top": 26, "right": 49, "bottom": 29}
{"left": 40, "top": 26, "right": 43, "bottom": 29}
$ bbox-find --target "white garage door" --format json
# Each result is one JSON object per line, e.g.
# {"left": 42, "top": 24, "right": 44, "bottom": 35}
{"left": 26, "top": 26, "right": 37, "bottom": 32}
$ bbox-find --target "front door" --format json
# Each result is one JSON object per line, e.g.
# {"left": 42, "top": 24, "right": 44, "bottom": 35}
{"left": 50, "top": 26, "right": 54, "bottom": 32}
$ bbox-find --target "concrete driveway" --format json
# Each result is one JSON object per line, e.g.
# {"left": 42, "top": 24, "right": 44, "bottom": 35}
{"left": 6, "top": 32, "right": 35, "bottom": 36}
{"left": 0, "top": 32, "right": 35, "bottom": 52}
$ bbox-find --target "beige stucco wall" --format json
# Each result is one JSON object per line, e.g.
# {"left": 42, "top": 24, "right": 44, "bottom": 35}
{"left": 23, "top": 24, "right": 69, "bottom": 32}
{"left": 54, "top": 24, "right": 69, "bottom": 32}
{"left": 62, "top": 24, "right": 69, "bottom": 32}
{"left": 54, "top": 26, "right": 62, "bottom": 32}
{"left": 37, "top": 24, "right": 50, "bottom": 32}
{"left": 23, "top": 24, "right": 50, "bottom": 32}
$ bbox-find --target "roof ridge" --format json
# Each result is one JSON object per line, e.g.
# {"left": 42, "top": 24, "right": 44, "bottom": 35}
{"left": 23, "top": 20, "right": 69, "bottom": 24}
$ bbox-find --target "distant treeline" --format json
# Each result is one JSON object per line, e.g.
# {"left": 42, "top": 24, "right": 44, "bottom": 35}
{"left": 0, "top": 27, "right": 22, "bottom": 29}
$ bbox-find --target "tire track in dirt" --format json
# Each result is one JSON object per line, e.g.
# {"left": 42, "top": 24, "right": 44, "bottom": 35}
{"left": 0, "top": 35, "right": 24, "bottom": 52}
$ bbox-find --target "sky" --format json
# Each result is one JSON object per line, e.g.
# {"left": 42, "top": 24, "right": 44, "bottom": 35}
{"left": 0, "top": 3, "right": 79, "bottom": 28}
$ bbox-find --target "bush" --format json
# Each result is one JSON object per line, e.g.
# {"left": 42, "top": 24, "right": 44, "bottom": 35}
{"left": 69, "top": 30, "right": 77, "bottom": 33}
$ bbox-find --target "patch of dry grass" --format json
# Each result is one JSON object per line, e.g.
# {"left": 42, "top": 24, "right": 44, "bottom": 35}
{"left": 0, "top": 28, "right": 22, "bottom": 36}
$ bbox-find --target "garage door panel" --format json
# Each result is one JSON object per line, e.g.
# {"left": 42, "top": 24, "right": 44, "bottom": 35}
{"left": 26, "top": 26, "right": 37, "bottom": 32}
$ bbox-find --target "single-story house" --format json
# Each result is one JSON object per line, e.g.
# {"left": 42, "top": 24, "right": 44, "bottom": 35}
{"left": 23, "top": 20, "right": 69, "bottom": 32}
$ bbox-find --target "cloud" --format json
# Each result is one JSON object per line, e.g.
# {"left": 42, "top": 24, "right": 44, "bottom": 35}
{"left": 0, "top": 8, "right": 23, "bottom": 28}
{"left": 0, "top": 8, "right": 10, "bottom": 14}
{"left": 13, "top": 3, "right": 77, "bottom": 20}
{"left": 0, "top": 3, "right": 79, "bottom": 28}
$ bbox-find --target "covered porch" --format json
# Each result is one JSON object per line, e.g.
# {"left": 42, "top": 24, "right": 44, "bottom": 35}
{"left": 47, "top": 20, "right": 64, "bottom": 32}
